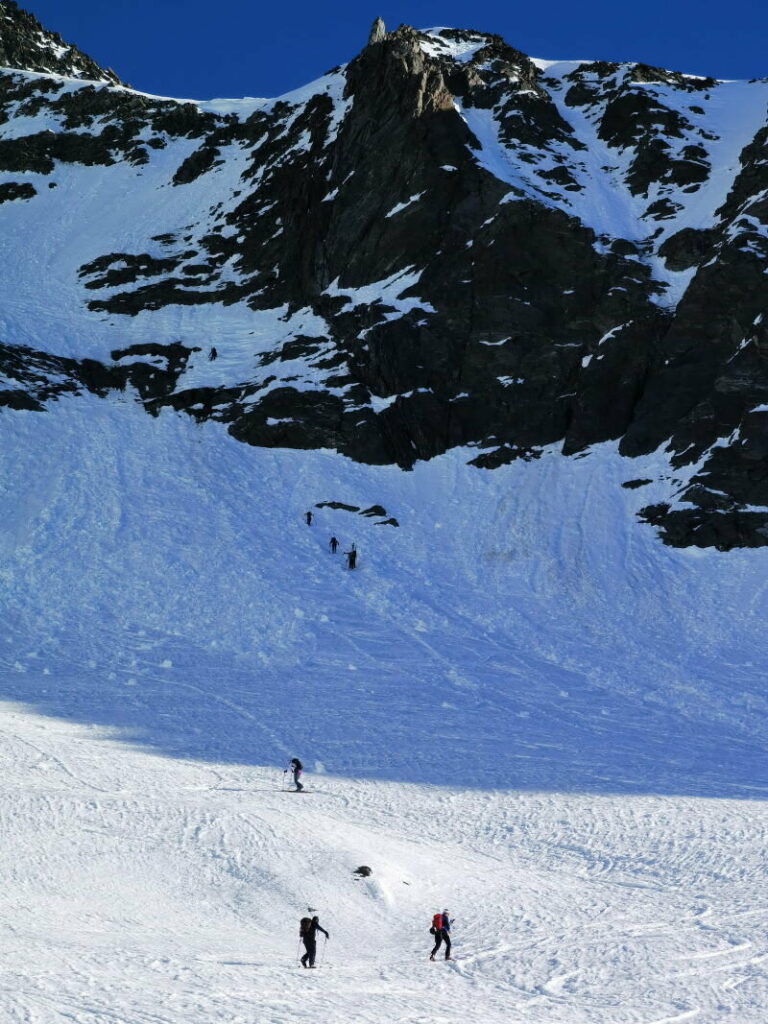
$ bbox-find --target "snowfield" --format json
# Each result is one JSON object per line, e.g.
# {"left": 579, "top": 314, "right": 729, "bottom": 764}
{"left": 0, "top": 395, "right": 767, "bottom": 1023}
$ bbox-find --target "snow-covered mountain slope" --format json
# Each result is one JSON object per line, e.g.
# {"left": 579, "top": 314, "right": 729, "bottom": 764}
{"left": 1, "top": 395, "right": 768, "bottom": 1023}
{"left": 1, "top": 10, "right": 768, "bottom": 1024}
{"left": 1, "top": 14, "right": 768, "bottom": 548}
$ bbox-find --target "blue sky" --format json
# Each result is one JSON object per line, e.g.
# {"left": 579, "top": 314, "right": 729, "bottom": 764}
{"left": 25, "top": 0, "right": 768, "bottom": 99}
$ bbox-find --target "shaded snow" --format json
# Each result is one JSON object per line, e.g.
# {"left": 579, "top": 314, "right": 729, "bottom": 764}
{"left": 325, "top": 267, "right": 436, "bottom": 323}
{"left": 385, "top": 191, "right": 427, "bottom": 218}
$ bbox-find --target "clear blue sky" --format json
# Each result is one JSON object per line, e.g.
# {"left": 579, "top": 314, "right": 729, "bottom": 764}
{"left": 24, "top": 0, "right": 768, "bottom": 99}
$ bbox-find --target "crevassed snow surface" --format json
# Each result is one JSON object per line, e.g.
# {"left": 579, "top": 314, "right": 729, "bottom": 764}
{"left": 1, "top": 395, "right": 767, "bottom": 1023}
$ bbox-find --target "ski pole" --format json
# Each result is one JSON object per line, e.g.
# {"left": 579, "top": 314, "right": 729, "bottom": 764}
{"left": 318, "top": 934, "right": 328, "bottom": 965}
{"left": 296, "top": 937, "right": 302, "bottom": 965}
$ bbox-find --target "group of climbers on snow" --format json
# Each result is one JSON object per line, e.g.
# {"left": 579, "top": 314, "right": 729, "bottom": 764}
{"left": 304, "top": 511, "right": 358, "bottom": 569}
{"left": 292, "top": 905, "right": 455, "bottom": 967}
{"left": 287, "top": 757, "right": 456, "bottom": 964}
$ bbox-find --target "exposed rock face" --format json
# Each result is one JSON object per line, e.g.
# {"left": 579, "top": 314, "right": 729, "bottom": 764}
{"left": 1, "top": 11, "right": 768, "bottom": 549}
{"left": 367, "top": 17, "right": 386, "bottom": 46}
{"left": 0, "top": 1, "right": 121, "bottom": 82}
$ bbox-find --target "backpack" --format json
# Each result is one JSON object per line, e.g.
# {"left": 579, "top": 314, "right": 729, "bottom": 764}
{"left": 431, "top": 912, "right": 443, "bottom": 934}
{"left": 293, "top": 759, "right": 303, "bottom": 772}
{"left": 300, "top": 917, "right": 311, "bottom": 936}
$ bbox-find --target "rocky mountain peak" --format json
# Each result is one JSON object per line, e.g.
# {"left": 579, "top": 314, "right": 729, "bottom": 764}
{"left": 0, "top": 1, "right": 121, "bottom": 83}
{"left": 0, "top": 15, "right": 767, "bottom": 550}
{"left": 367, "top": 17, "right": 386, "bottom": 46}
{"left": 346, "top": 23, "right": 458, "bottom": 121}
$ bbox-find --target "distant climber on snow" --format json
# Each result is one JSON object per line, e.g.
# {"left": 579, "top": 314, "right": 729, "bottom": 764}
{"left": 208, "top": 346, "right": 218, "bottom": 361}
{"left": 346, "top": 545, "right": 357, "bottom": 570}
{"left": 299, "top": 915, "right": 329, "bottom": 968}
{"left": 429, "top": 909, "right": 453, "bottom": 961}
{"left": 285, "top": 757, "right": 304, "bottom": 791}
{"left": 305, "top": 510, "right": 313, "bottom": 526}
{"left": 329, "top": 536, "right": 339, "bottom": 553}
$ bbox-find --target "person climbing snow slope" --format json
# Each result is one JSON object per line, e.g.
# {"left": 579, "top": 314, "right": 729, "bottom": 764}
{"left": 429, "top": 909, "right": 453, "bottom": 961}
{"left": 299, "top": 915, "right": 329, "bottom": 967}
{"left": 285, "top": 757, "right": 304, "bottom": 791}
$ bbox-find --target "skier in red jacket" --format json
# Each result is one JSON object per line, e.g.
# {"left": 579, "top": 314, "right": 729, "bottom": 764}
{"left": 429, "top": 909, "right": 453, "bottom": 960}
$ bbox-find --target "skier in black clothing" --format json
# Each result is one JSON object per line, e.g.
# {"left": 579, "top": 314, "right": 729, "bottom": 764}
{"left": 299, "top": 915, "right": 329, "bottom": 967}
{"left": 285, "top": 757, "right": 304, "bottom": 791}
{"left": 305, "top": 510, "right": 313, "bottom": 525}
{"left": 209, "top": 346, "right": 218, "bottom": 361}
{"left": 346, "top": 545, "right": 357, "bottom": 570}
{"left": 329, "top": 536, "right": 339, "bottom": 554}
{"left": 430, "top": 909, "right": 453, "bottom": 961}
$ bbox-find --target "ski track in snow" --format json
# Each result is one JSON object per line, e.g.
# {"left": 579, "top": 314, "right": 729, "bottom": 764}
{"left": 0, "top": 397, "right": 767, "bottom": 1022}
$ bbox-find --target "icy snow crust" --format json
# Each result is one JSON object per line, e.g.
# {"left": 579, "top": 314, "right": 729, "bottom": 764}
{"left": 1, "top": 397, "right": 768, "bottom": 1022}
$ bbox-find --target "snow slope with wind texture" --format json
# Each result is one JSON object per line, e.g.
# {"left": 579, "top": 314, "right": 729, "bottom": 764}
{"left": 0, "top": 395, "right": 767, "bottom": 1022}
{"left": 0, "top": 68, "right": 349, "bottom": 370}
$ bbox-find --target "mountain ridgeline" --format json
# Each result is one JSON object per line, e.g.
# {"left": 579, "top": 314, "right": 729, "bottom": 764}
{"left": 1, "top": 4, "right": 767, "bottom": 549}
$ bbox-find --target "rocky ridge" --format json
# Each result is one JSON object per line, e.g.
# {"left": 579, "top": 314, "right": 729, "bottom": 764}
{"left": 0, "top": 1, "right": 120, "bottom": 83}
{"left": 0, "top": 11, "right": 767, "bottom": 549}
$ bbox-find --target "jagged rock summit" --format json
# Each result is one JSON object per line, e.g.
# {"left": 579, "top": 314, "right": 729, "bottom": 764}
{"left": 367, "top": 17, "right": 387, "bottom": 46}
{"left": 0, "top": 0, "right": 120, "bottom": 82}
{"left": 0, "top": 11, "right": 767, "bottom": 550}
